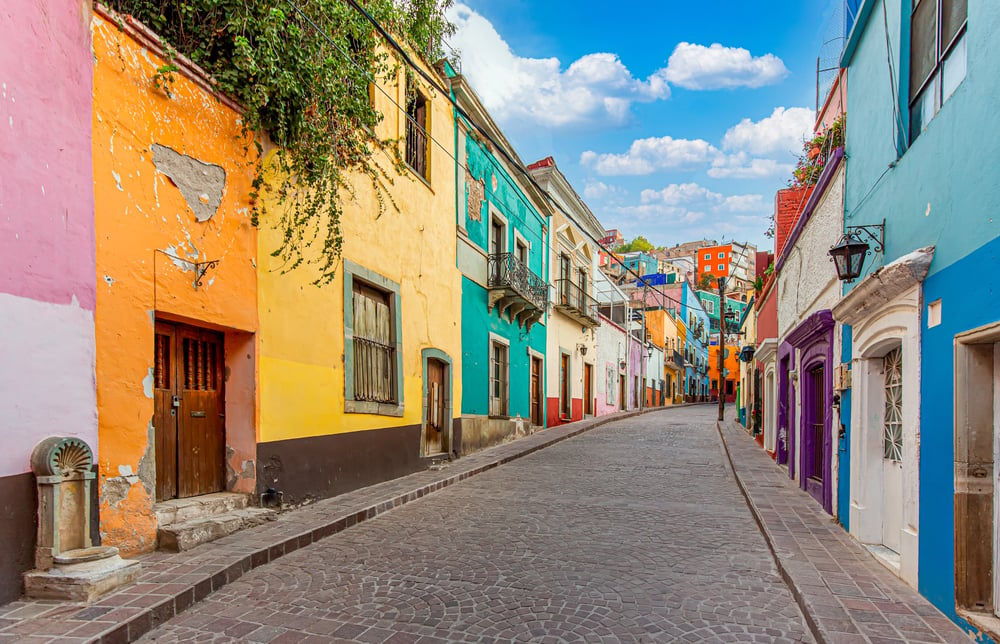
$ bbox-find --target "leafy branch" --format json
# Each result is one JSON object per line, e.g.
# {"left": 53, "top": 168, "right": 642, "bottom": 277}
{"left": 108, "top": 0, "right": 455, "bottom": 284}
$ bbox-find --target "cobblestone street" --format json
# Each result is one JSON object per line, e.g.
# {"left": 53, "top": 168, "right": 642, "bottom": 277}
{"left": 140, "top": 407, "right": 811, "bottom": 643}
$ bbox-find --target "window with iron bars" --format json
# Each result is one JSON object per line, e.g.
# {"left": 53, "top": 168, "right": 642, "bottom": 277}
{"left": 352, "top": 282, "right": 397, "bottom": 404}
{"left": 405, "top": 86, "right": 429, "bottom": 180}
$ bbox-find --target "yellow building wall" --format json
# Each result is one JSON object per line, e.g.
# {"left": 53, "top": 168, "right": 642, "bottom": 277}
{"left": 256, "top": 62, "right": 462, "bottom": 444}
{"left": 92, "top": 11, "right": 258, "bottom": 553}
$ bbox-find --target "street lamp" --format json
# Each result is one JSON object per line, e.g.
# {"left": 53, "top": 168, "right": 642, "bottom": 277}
{"left": 828, "top": 220, "right": 885, "bottom": 283}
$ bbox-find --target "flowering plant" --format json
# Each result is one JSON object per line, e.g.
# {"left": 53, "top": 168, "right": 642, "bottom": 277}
{"left": 789, "top": 114, "right": 845, "bottom": 187}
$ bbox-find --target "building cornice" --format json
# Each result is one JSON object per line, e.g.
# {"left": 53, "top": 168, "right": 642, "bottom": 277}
{"left": 833, "top": 246, "right": 934, "bottom": 326}
{"left": 832, "top": 246, "right": 935, "bottom": 327}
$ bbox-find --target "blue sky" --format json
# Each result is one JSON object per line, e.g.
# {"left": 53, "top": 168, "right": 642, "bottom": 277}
{"left": 445, "top": 1, "right": 844, "bottom": 250}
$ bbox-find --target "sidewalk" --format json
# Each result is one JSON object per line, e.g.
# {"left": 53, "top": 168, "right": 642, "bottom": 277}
{"left": 716, "top": 417, "right": 972, "bottom": 644}
{"left": 0, "top": 405, "right": 692, "bottom": 644}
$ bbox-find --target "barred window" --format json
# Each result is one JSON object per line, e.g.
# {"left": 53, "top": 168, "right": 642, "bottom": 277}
{"left": 883, "top": 347, "right": 903, "bottom": 461}
{"left": 353, "top": 283, "right": 396, "bottom": 404}
{"left": 489, "top": 341, "right": 509, "bottom": 417}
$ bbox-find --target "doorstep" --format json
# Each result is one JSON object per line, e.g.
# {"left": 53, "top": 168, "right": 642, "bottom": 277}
{"left": 0, "top": 405, "right": 694, "bottom": 643}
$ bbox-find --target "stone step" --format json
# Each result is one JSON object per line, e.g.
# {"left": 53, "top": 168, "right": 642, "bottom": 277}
{"left": 154, "top": 492, "right": 250, "bottom": 528}
{"left": 157, "top": 507, "right": 276, "bottom": 552}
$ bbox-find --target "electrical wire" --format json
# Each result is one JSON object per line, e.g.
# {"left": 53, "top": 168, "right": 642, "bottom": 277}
{"left": 287, "top": 0, "right": 718, "bottom": 321}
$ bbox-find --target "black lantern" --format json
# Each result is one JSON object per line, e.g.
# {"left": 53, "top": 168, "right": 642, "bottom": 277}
{"left": 828, "top": 221, "right": 885, "bottom": 283}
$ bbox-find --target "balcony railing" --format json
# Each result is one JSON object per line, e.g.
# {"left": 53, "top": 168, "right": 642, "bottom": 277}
{"left": 554, "top": 279, "right": 599, "bottom": 327}
{"left": 487, "top": 252, "right": 547, "bottom": 329}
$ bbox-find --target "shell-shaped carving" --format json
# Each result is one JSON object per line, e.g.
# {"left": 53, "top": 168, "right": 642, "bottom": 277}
{"left": 31, "top": 437, "right": 94, "bottom": 477}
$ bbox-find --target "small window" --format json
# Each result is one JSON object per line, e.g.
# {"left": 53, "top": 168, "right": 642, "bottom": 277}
{"left": 704, "top": 253, "right": 711, "bottom": 260}
{"left": 515, "top": 238, "right": 528, "bottom": 266}
{"left": 718, "top": 264, "right": 725, "bottom": 271}
{"left": 405, "top": 86, "right": 429, "bottom": 180}
{"left": 909, "top": 0, "right": 967, "bottom": 142}
{"left": 489, "top": 340, "right": 509, "bottom": 417}
{"left": 352, "top": 282, "right": 397, "bottom": 404}
{"left": 490, "top": 217, "right": 506, "bottom": 257}
{"left": 718, "top": 252, "right": 725, "bottom": 259}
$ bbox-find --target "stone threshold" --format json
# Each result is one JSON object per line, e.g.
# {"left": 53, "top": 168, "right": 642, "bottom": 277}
{"left": 0, "top": 404, "right": 702, "bottom": 644}
{"left": 715, "top": 417, "right": 973, "bottom": 644}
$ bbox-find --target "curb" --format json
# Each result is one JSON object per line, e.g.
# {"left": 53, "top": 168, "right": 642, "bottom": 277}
{"left": 714, "top": 418, "right": 828, "bottom": 644}
{"left": 24, "top": 405, "right": 699, "bottom": 644}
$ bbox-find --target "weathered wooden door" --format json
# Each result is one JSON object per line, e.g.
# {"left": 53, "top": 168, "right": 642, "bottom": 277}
{"left": 424, "top": 358, "right": 446, "bottom": 455}
{"left": 154, "top": 322, "right": 225, "bottom": 501}
{"left": 530, "top": 357, "right": 542, "bottom": 426}
{"left": 583, "top": 364, "right": 593, "bottom": 416}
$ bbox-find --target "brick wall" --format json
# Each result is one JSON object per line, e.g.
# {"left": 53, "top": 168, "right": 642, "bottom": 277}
{"left": 774, "top": 186, "right": 814, "bottom": 258}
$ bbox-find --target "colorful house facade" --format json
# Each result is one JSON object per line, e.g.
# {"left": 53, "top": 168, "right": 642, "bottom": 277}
{"left": 840, "top": 0, "right": 997, "bottom": 630}
{"left": 527, "top": 158, "right": 604, "bottom": 426}
{"left": 255, "top": 48, "right": 462, "bottom": 504}
{"left": 448, "top": 71, "right": 551, "bottom": 450}
{"left": 91, "top": 9, "right": 259, "bottom": 553}
{"left": 0, "top": 0, "right": 98, "bottom": 601}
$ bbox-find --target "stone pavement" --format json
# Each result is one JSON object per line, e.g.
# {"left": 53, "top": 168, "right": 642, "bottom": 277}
{"left": 0, "top": 406, "right": 673, "bottom": 643}
{"left": 135, "top": 405, "right": 812, "bottom": 643}
{"left": 716, "top": 416, "right": 972, "bottom": 644}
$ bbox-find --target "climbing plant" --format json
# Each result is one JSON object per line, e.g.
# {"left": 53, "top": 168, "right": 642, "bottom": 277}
{"left": 108, "top": 0, "right": 456, "bottom": 283}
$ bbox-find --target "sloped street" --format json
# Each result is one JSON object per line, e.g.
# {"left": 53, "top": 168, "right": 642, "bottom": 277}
{"left": 139, "top": 407, "right": 811, "bottom": 643}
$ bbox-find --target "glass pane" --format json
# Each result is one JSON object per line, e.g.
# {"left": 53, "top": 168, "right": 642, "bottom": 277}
{"left": 942, "top": 0, "right": 968, "bottom": 51}
{"left": 883, "top": 348, "right": 903, "bottom": 462}
{"left": 909, "top": 0, "right": 938, "bottom": 101}
{"left": 942, "top": 32, "right": 967, "bottom": 102}
{"left": 909, "top": 79, "right": 937, "bottom": 142}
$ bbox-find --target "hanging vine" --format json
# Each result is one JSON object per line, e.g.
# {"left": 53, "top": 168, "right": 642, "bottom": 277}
{"left": 107, "top": 0, "right": 456, "bottom": 283}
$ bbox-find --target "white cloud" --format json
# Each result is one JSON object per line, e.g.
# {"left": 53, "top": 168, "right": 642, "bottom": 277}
{"left": 446, "top": 4, "right": 670, "bottom": 128}
{"left": 583, "top": 181, "right": 615, "bottom": 200}
{"left": 664, "top": 43, "right": 789, "bottom": 90}
{"left": 721, "top": 107, "right": 815, "bottom": 156}
{"left": 708, "top": 152, "right": 793, "bottom": 179}
{"left": 580, "top": 136, "right": 718, "bottom": 175}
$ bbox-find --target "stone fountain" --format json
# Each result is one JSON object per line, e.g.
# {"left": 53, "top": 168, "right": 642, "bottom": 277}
{"left": 23, "top": 437, "right": 141, "bottom": 602}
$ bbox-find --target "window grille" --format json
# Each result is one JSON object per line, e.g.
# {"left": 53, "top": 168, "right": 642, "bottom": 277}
{"left": 883, "top": 347, "right": 903, "bottom": 461}
{"left": 353, "top": 285, "right": 396, "bottom": 403}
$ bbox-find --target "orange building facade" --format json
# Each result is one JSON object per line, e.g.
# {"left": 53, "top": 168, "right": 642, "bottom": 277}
{"left": 697, "top": 243, "right": 733, "bottom": 280}
{"left": 709, "top": 344, "right": 741, "bottom": 403}
{"left": 92, "top": 9, "right": 259, "bottom": 554}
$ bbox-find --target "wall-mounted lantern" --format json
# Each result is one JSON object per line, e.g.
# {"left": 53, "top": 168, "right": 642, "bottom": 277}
{"left": 828, "top": 220, "right": 885, "bottom": 282}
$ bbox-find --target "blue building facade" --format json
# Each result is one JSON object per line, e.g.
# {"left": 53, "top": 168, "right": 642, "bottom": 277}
{"left": 447, "top": 72, "right": 552, "bottom": 453}
{"left": 680, "top": 282, "right": 711, "bottom": 401}
{"left": 622, "top": 252, "right": 657, "bottom": 277}
{"left": 839, "top": 0, "right": 997, "bottom": 631}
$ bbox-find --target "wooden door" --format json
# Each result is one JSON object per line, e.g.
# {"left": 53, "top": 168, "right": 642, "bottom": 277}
{"left": 424, "top": 359, "right": 446, "bottom": 455}
{"left": 530, "top": 357, "right": 542, "bottom": 426}
{"left": 619, "top": 375, "right": 626, "bottom": 410}
{"left": 560, "top": 354, "right": 571, "bottom": 417}
{"left": 154, "top": 322, "right": 225, "bottom": 501}
{"left": 583, "top": 364, "right": 593, "bottom": 416}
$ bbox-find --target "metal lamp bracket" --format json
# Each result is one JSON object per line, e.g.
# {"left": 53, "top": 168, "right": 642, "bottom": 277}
{"left": 846, "top": 219, "right": 885, "bottom": 254}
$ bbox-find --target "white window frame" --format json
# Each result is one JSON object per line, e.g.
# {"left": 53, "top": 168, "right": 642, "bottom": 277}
{"left": 488, "top": 332, "right": 510, "bottom": 418}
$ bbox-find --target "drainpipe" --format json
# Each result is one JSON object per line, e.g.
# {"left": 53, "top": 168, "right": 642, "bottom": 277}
{"left": 544, "top": 218, "right": 551, "bottom": 428}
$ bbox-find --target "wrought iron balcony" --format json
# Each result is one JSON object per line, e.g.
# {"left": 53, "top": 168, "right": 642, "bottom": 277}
{"left": 667, "top": 350, "right": 685, "bottom": 370}
{"left": 554, "top": 279, "right": 600, "bottom": 328}
{"left": 487, "top": 252, "right": 547, "bottom": 330}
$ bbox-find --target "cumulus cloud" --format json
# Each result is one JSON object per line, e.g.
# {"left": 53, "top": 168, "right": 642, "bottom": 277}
{"left": 721, "top": 107, "right": 816, "bottom": 156}
{"left": 583, "top": 181, "right": 615, "bottom": 200}
{"left": 446, "top": 4, "right": 670, "bottom": 128}
{"left": 607, "top": 183, "right": 769, "bottom": 244}
{"left": 664, "top": 43, "right": 789, "bottom": 90}
{"left": 580, "top": 136, "right": 718, "bottom": 175}
{"left": 708, "top": 152, "right": 794, "bottom": 179}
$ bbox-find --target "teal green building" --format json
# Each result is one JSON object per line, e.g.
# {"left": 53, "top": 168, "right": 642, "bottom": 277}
{"left": 445, "top": 70, "right": 552, "bottom": 453}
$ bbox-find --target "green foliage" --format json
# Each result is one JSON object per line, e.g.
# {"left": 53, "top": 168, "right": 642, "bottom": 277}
{"left": 109, "top": 0, "right": 455, "bottom": 283}
{"left": 790, "top": 113, "right": 845, "bottom": 188}
{"left": 615, "top": 235, "right": 654, "bottom": 253}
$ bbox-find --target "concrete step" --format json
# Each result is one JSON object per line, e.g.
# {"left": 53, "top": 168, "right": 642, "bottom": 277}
{"left": 154, "top": 492, "right": 250, "bottom": 528}
{"left": 157, "top": 507, "right": 276, "bottom": 552}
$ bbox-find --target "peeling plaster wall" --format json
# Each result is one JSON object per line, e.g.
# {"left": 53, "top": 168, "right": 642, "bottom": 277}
{"left": 92, "top": 12, "right": 257, "bottom": 554}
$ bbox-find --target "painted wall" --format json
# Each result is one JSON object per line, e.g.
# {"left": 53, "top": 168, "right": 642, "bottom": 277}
{"left": 595, "top": 315, "right": 628, "bottom": 415}
{"left": 844, "top": 0, "right": 1000, "bottom": 625}
{"left": 776, "top": 163, "right": 844, "bottom": 339}
{"left": 91, "top": 11, "right": 258, "bottom": 553}
{"left": 0, "top": 0, "right": 97, "bottom": 603}
{"left": 256, "top": 57, "right": 462, "bottom": 500}
{"left": 457, "top": 114, "right": 547, "bottom": 429}
{"left": 698, "top": 244, "right": 732, "bottom": 279}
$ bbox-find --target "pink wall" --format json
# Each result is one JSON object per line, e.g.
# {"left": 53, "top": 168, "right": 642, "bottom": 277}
{"left": 0, "top": 0, "right": 96, "bottom": 309}
{"left": 0, "top": 1, "right": 97, "bottom": 476}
